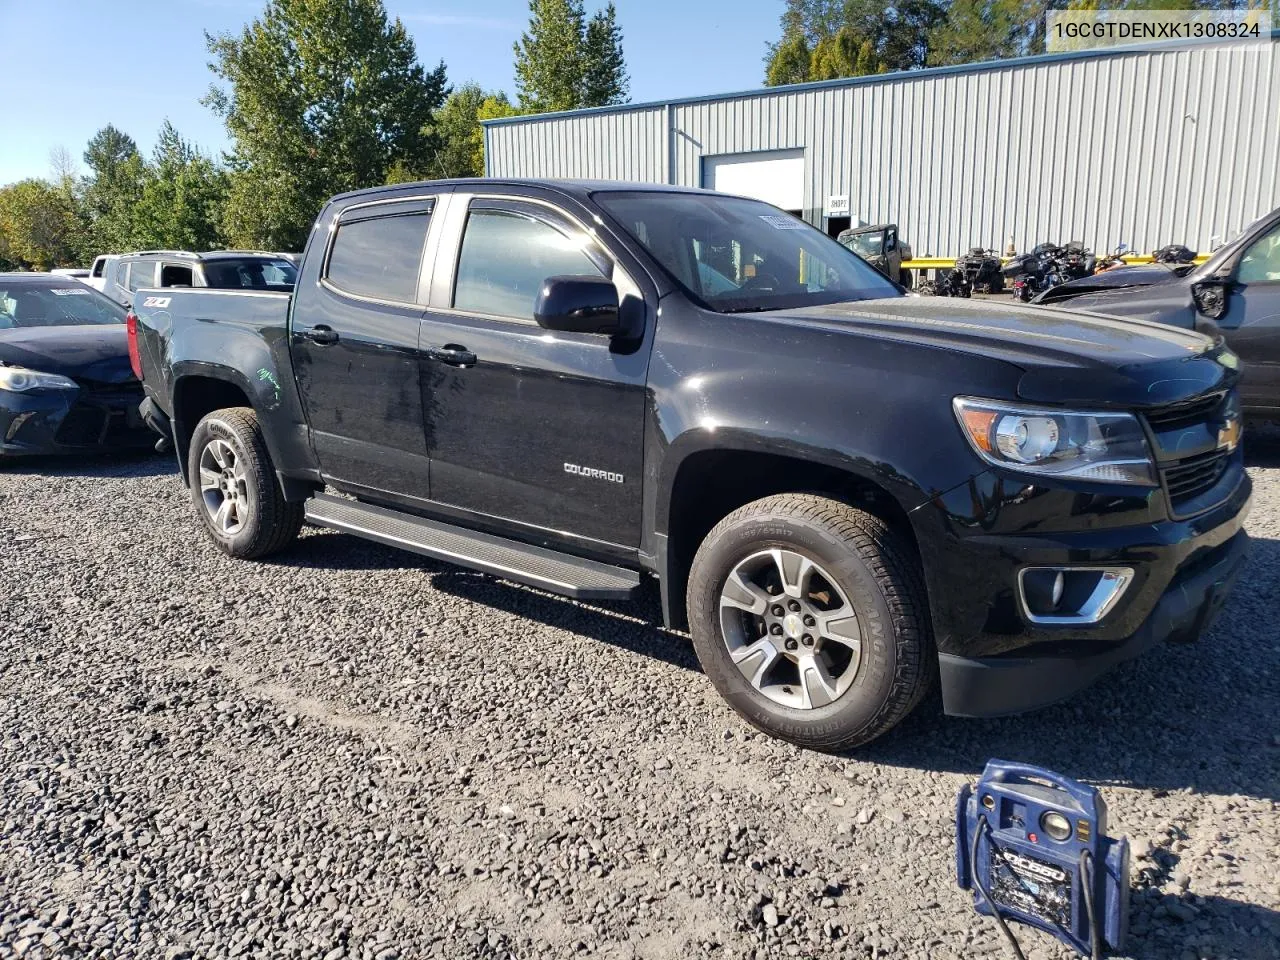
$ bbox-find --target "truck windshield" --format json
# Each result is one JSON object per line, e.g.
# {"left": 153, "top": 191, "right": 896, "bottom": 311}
{"left": 0, "top": 283, "right": 125, "bottom": 328}
{"left": 595, "top": 191, "right": 899, "bottom": 313}
{"left": 842, "top": 231, "right": 884, "bottom": 259}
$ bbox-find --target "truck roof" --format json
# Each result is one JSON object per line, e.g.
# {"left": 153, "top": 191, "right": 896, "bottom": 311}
{"left": 326, "top": 178, "right": 723, "bottom": 206}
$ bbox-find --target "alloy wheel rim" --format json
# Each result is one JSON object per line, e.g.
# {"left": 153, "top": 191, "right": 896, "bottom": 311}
{"left": 198, "top": 437, "right": 249, "bottom": 536}
{"left": 718, "top": 548, "right": 863, "bottom": 710}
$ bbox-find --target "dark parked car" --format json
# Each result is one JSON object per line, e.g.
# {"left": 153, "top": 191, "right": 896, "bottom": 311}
{"left": 0, "top": 274, "right": 153, "bottom": 458}
{"left": 1036, "top": 208, "right": 1280, "bottom": 416}
{"left": 132, "top": 180, "right": 1249, "bottom": 751}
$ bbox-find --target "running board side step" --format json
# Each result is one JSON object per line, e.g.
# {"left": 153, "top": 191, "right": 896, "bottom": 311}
{"left": 303, "top": 493, "right": 641, "bottom": 600}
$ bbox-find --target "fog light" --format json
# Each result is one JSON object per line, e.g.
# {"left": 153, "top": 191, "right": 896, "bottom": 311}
{"left": 1018, "top": 566, "right": 1133, "bottom": 625}
{"left": 5, "top": 411, "right": 34, "bottom": 441}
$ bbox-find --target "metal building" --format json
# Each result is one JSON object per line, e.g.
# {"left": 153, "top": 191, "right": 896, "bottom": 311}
{"left": 484, "top": 37, "right": 1279, "bottom": 257}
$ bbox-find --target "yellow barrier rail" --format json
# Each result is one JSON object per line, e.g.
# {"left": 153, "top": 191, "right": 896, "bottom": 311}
{"left": 902, "top": 254, "right": 1209, "bottom": 270}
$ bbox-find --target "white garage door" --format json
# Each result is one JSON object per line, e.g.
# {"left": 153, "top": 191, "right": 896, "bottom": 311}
{"left": 702, "top": 150, "right": 805, "bottom": 213}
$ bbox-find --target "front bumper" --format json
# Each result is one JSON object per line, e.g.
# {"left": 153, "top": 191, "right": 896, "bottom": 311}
{"left": 0, "top": 383, "right": 153, "bottom": 457}
{"left": 938, "top": 527, "right": 1249, "bottom": 716}
{"left": 914, "top": 463, "right": 1252, "bottom": 718}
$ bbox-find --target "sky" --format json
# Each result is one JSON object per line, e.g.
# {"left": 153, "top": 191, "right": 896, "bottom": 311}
{"left": 0, "top": 0, "right": 781, "bottom": 185}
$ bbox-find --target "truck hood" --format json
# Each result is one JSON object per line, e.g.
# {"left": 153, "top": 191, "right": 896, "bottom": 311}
{"left": 0, "top": 325, "right": 135, "bottom": 384}
{"left": 774, "top": 297, "right": 1233, "bottom": 408}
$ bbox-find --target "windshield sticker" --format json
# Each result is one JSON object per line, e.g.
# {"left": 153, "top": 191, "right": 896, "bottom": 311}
{"left": 51, "top": 287, "right": 91, "bottom": 295}
{"left": 759, "top": 214, "right": 805, "bottom": 230}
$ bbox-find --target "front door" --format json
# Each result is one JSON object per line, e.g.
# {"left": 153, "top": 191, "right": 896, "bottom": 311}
{"left": 1222, "top": 220, "right": 1280, "bottom": 414}
{"left": 417, "top": 195, "right": 648, "bottom": 549}
{"left": 291, "top": 196, "right": 436, "bottom": 500}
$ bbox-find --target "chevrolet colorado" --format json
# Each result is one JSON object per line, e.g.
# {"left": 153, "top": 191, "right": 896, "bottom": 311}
{"left": 131, "top": 180, "right": 1251, "bottom": 751}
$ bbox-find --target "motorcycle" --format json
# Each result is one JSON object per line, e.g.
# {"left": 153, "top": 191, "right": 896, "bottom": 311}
{"left": 1058, "top": 240, "right": 1096, "bottom": 280}
{"left": 1094, "top": 243, "right": 1130, "bottom": 273}
{"left": 1152, "top": 243, "right": 1197, "bottom": 264}
{"left": 917, "top": 268, "right": 972, "bottom": 298}
{"left": 954, "top": 247, "right": 1004, "bottom": 293}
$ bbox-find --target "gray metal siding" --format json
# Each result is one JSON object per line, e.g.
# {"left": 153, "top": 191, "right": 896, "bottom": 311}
{"left": 486, "top": 41, "right": 1278, "bottom": 256}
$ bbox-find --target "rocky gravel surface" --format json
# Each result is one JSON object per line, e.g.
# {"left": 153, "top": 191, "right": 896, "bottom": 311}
{"left": 2, "top": 434, "right": 1278, "bottom": 960}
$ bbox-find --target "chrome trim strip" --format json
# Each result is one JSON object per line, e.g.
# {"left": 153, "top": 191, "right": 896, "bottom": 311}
{"left": 1016, "top": 566, "right": 1135, "bottom": 626}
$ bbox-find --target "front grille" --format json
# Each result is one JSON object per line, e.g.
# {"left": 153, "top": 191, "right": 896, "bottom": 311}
{"left": 1163, "top": 449, "right": 1230, "bottom": 507}
{"left": 1143, "top": 392, "right": 1226, "bottom": 431}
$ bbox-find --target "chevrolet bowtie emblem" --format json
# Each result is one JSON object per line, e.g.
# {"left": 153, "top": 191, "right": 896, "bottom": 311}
{"left": 1217, "top": 417, "right": 1242, "bottom": 453}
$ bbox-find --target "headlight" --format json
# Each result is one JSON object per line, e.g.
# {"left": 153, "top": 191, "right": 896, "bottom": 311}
{"left": 953, "top": 397, "right": 1156, "bottom": 486}
{"left": 0, "top": 366, "right": 79, "bottom": 393}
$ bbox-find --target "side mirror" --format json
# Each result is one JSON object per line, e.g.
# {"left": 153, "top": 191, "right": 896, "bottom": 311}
{"left": 535, "top": 276, "right": 622, "bottom": 335}
{"left": 1192, "top": 280, "right": 1229, "bottom": 321}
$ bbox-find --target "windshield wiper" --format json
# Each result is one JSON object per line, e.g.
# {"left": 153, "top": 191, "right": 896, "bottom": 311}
{"left": 719, "top": 305, "right": 776, "bottom": 314}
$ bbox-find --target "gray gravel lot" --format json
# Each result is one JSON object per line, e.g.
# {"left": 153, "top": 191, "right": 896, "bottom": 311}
{"left": 2, "top": 434, "right": 1278, "bottom": 960}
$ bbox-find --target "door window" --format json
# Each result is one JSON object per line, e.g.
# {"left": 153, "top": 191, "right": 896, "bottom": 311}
{"left": 126, "top": 261, "right": 156, "bottom": 290}
{"left": 160, "top": 263, "right": 194, "bottom": 287}
{"left": 1237, "top": 223, "right": 1280, "bottom": 283}
{"left": 326, "top": 212, "right": 431, "bottom": 303}
{"left": 453, "top": 206, "right": 607, "bottom": 320}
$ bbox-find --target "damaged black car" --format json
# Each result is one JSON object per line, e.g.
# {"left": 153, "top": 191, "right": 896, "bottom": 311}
{"left": 0, "top": 274, "right": 153, "bottom": 459}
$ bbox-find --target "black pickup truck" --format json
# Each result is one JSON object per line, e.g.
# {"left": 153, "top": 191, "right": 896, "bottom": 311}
{"left": 132, "top": 179, "right": 1251, "bottom": 751}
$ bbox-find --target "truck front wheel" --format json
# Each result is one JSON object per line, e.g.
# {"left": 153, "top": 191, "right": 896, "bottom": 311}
{"left": 188, "top": 407, "right": 303, "bottom": 559}
{"left": 686, "top": 493, "right": 931, "bottom": 751}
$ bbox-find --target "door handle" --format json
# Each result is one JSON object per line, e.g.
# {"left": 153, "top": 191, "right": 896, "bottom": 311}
{"left": 305, "top": 325, "right": 339, "bottom": 345}
{"left": 428, "top": 344, "right": 477, "bottom": 367}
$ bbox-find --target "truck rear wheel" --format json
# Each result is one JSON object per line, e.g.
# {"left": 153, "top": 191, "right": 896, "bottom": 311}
{"left": 188, "top": 407, "right": 303, "bottom": 559}
{"left": 686, "top": 493, "right": 931, "bottom": 752}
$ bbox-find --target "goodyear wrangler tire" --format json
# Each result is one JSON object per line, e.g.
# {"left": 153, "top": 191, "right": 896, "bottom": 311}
{"left": 188, "top": 407, "right": 303, "bottom": 559}
{"left": 687, "top": 493, "right": 931, "bottom": 752}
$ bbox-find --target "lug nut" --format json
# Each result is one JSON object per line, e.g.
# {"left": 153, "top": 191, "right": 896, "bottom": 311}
{"left": 802, "top": 634, "right": 814, "bottom": 647}
{"left": 784, "top": 639, "right": 798, "bottom": 651}
{"left": 771, "top": 604, "right": 785, "bottom": 617}
{"left": 788, "top": 600, "right": 801, "bottom": 612}
{"left": 769, "top": 623, "right": 783, "bottom": 636}
{"left": 803, "top": 614, "right": 815, "bottom": 627}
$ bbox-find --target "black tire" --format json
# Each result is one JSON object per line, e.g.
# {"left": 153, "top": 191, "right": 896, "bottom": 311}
{"left": 187, "top": 407, "right": 303, "bottom": 559}
{"left": 898, "top": 268, "right": 913, "bottom": 290}
{"left": 687, "top": 493, "right": 931, "bottom": 752}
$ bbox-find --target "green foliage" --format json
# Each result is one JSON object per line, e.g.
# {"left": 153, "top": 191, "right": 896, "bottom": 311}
{"left": 926, "top": 0, "right": 1048, "bottom": 65}
{"left": 582, "top": 4, "right": 629, "bottom": 107}
{"left": 0, "top": 179, "right": 79, "bottom": 270}
{"left": 205, "top": 0, "right": 449, "bottom": 250}
{"left": 130, "top": 122, "right": 229, "bottom": 251}
{"left": 514, "top": 0, "right": 629, "bottom": 111}
{"left": 431, "top": 84, "right": 493, "bottom": 179}
{"left": 765, "top": 0, "right": 946, "bottom": 85}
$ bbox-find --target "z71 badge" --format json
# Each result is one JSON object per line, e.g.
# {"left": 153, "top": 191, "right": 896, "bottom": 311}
{"left": 142, "top": 296, "right": 172, "bottom": 308}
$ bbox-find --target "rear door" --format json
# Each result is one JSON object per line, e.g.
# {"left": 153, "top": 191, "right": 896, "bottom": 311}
{"left": 416, "top": 192, "right": 650, "bottom": 549}
{"left": 290, "top": 195, "right": 439, "bottom": 500}
{"left": 1223, "top": 220, "right": 1280, "bottom": 413}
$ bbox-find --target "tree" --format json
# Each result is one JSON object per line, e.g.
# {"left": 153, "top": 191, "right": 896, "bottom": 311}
{"left": 83, "top": 125, "right": 139, "bottom": 186}
{"left": 926, "top": 0, "right": 1047, "bottom": 66}
{"left": 514, "top": 0, "right": 629, "bottom": 111}
{"left": 0, "top": 179, "right": 78, "bottom": 269}
{"left": 582, "top": 3, "right": 629, "bottom": 106}
{"left": 130, "top": 121, "right": 228, "bottom": 251}
{"left": 764, "top": 0, "right": 945, "bottom": 85}
{"left": 205, "top": 0, "right": 449, "bottom": 250}
{"left": 431, "top": 83, "right": 492, "bottom": 178}
{"left": 514, "top": 0, "right": 587, "bottom": 112}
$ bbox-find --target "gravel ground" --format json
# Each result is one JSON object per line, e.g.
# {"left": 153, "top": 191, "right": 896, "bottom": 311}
{"left": 2, "top": 433, "right": 1278, "bottom": 960}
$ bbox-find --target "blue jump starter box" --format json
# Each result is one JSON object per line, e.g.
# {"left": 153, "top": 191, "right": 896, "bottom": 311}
{"left": 957, "top": 760, "right": 1130, "bottom": 956}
